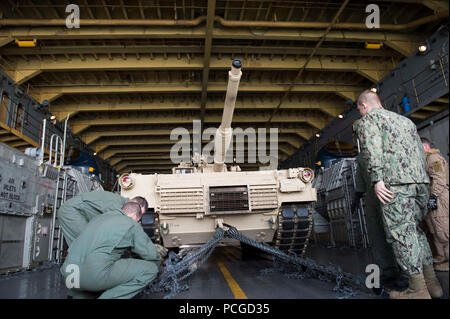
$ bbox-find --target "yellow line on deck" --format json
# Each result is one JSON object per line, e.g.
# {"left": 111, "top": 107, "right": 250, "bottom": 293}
{"left": 217, "top": 261, "right": 248, "bottom": 299}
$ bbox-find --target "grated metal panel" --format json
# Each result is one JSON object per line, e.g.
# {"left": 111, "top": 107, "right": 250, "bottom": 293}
{"left": 158, "top": 186, "right": 204, "bottom": 214}
{"left": 249, "top": 184, "right": 278, "bottom": 210}
{"left": 209, "top": 186, "right": 249, "bottom": 212}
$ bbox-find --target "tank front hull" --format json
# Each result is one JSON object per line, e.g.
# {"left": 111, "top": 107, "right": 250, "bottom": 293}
{"left": 120, "top": 168, "right": 317, "bottom": 252}
{"left": 159, "top": 213, "right": 278, "bottom": 248}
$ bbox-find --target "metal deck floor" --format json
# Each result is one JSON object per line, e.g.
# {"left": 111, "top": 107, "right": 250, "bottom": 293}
{"left": 0, "top": 246, "right": 447, "bottom": 299}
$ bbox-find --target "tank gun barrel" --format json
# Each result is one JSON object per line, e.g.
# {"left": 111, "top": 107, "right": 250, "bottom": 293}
{"left": 213, "top": 59, "right": 242, "bottom": 172}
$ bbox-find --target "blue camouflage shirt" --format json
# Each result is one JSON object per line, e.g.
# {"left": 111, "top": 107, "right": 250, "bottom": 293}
{"left": 353, "top": 107, "right": 429, "bottom": 185}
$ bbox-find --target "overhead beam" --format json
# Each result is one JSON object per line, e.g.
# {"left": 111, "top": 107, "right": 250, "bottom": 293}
{"left": 109, "top": 155, "right": 174, "bottom": 166}
{"left": 82, "top": 128, "right": 194, "bottom": 145}
{"left": 385, "top": 39, "right": 421, "bottom": 57}
{"left": 81, "top": 125, "right": 315, "bottom": 145}
{"left": 356, "top": 69, "right": 385, "bottom": 83}
{"left": 51, "top": 97, "right": 348, "bottom": 121}
{"left": 0, "top": 26, "right": 427, "bottom": 56}
{"left": 410, "top": 111, "right": 432, "bottom": 119}
{"left": 422, "top": 0, "right": 449, "bottom": 11}
{"left": 0, "top": 37, "right": 13, "bottom": 48}
{"left": 116, "top": 160, "right": 178, "bottom": 171}
{"left": 421, "top": 105, "right": 448, "bottom": 112}
{"left": 0, "top": 122, "right": 43, "bottom": 150}
{"left": 108, "top": 153, "right": 292, "bottom": 167}
{"left": 110, "top": 154, "right": 291, "bottom": 168}
{"left": 102, "top": 147, "right": 187, "bottom": 160}
{"left": 33, "top": 81, "right": 365, "bottom": 104}
{"left": 90, "top": 135, "right": 303, "bottom": 153}
{"left": 0, "top": 12, "right": 446, "bottom": 29}
{"left": 200, "top": 0, "right": 216, "bottom": 124}
{"left": 377, "top": 0, "right": 449, "bottom": 12}
{"left": 101, "top": 140, "right": 297, "bottom": 162}
{"left": 118, "top": 162, "right": 279, "bottom": 173}
{"left": 105, "top": 149, "right": 288, "bottom": 167}
{"left": 101, "top": 145, "right": 286, "bottom": 161}
{"left": 0, "top": 45, "right": 401, "bottom": 58}
{"left": 4, "top": 69, "right": 42, "bottom": 85}
{"left": 119, "top": 165, "right": 180, "bottom": 173}
{"left": 70, "top": 111, "right": 329, "bottom": 134}
{"left": 4, "top": 55, "right": 393, "bottom": 84}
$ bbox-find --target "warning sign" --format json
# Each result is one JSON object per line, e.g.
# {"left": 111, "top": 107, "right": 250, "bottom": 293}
{"left": 1, "top": 177, "right": 21, "bottom": 202}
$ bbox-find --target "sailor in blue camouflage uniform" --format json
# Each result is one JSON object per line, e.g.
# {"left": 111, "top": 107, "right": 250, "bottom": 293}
{"left": 352, "top": 90, "right": 443, "bottom": 299}
{"left": 353, "top": 153, "right": 400, "bottom": 287}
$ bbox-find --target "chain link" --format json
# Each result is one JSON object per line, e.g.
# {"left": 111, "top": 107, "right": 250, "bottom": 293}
{"left": 145, "top": 224, "right": 365, "bottom": 299}
{"left": 0, "top": 225, "right": 364, "bottom": 299}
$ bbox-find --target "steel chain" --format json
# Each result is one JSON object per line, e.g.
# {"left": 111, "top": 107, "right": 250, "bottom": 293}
{"left": 145, "top": 224, "right": 365, "bottom": 299}
{"left": 0, "top": 226, "right": 363, "bottom": 299}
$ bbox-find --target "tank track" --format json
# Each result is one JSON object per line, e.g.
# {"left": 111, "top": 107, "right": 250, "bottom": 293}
{"left": 272, "top": 203, "right": 313, "bottom": 257}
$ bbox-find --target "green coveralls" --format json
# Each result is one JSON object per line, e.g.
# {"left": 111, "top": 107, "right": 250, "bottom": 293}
{"left": 57, "top": 190, "right": 129, "bottom": 246}
{"left": 61, "top": 209, "right": 161, "bottom": 299}
{"left": 355, "top": 154, "right": 398, "bottom": 278}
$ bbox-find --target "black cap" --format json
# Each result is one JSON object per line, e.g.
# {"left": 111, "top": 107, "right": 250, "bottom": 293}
{"left": 232, "top": 59, "right": 242, "bottom": 69}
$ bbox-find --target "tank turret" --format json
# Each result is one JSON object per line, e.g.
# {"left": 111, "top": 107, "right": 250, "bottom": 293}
{"left": 213, "top": 59, "right": 242, "bottom": 172}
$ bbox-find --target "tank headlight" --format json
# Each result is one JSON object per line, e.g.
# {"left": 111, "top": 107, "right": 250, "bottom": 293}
{"left": 119, "top": 174, "right": 135, "bottom": 190}
{"left": 300, "top": 168, "right": 314, "bottom": 183}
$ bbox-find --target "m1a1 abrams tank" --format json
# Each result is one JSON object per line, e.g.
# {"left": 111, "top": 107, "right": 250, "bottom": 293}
{"left": 119, "top": 60, "right": 317, "bottom": 257}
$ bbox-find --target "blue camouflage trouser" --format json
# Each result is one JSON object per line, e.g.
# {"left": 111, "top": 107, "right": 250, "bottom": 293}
{"left": 381, "top": 183, "right": 433, "bottom": 275}
{"left": 364, "top": 195, "right": 398, "bottom": 277}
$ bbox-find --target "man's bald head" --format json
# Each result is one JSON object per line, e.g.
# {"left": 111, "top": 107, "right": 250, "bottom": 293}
{"left": 356, "top": 90, "right": 383, "bottom": 116}
{"left": 122, "top": 202, "right": 143, "bottom": 222}
{"left": 421, "top": 137, "right": 433, "bottom": 153}
{"left": 128, "top": 196, "right": 148, "bottom": 215}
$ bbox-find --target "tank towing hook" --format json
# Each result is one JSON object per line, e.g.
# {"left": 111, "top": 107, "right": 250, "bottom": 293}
{"left": 215, "top": 218, "right": 225, "bottom": 229}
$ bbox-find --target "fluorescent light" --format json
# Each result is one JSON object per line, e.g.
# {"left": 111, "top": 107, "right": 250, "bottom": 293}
{"left": 418, "top": 45, "right": 428, "bottom": 53}
{"left": 365, "top": 42, "right": 383, "bottom": 50}
{"left": 15, "top": 39, "right": 37, "bottom": 47}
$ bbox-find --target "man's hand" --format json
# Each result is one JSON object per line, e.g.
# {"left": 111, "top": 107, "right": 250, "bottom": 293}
{"left": 155, "top": 244, "right": 168, "bottom": 258}
{"left": 428, "top": 194, "right": 438, "bottom": 210}
{"left": 374, "top": 181, "right": 394, "bottom": 205}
